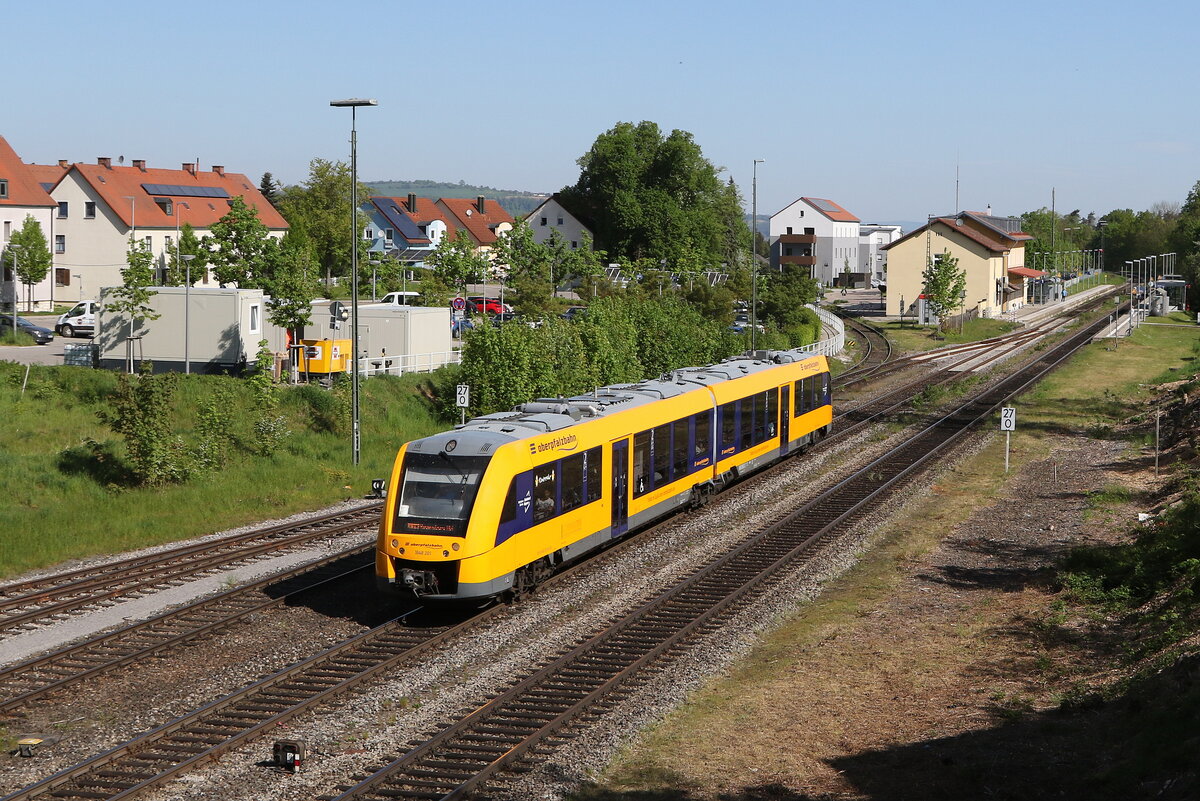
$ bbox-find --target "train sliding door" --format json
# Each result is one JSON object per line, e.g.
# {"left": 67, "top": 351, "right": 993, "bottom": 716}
{"left": 779, "top": 384, "right": 790, "bottom": 457}
{"left": 611, "top": 438, "right": 629, "bottom": 537}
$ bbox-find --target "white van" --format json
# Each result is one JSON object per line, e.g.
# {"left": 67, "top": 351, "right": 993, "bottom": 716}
{"left": 377, "top": 291, "right": 420, "bottom": 305}
{"left": 56, "top": 300, "right": 99, "bottom": 338}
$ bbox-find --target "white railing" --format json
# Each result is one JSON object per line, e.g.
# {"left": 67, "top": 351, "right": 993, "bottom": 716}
{"left": 361, "top": 349, "right": 461, "bottom": 378}
{"left": 791, "top": 303, "right": 845, "bottom": 357}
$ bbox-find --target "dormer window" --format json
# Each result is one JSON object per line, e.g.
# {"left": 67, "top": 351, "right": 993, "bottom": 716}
{"left": 0, "top": 179, "right": 8, "bottom": 198}
{"left": 154, "top": 198, "right": 173, "bottom": 215}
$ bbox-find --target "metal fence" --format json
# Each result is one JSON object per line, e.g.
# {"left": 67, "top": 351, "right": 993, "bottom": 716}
{"left": 361, "top": 349, "right": 461, "bottom": 378}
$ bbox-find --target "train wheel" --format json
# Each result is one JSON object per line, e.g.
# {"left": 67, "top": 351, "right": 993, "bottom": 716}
{"left": 508, "top": 557, "right": 554, "bottom": 603}
{"left": 690, "top": 484, "right": 712, "bottom": 510}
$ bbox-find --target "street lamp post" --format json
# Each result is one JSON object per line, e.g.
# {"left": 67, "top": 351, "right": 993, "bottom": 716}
{"left": 750, "top": 158, "right": 764, "bottom": 351}
{"left": 369, "top": 259, "right": 380, "bottom": 301}
{"left": 330, "top": 97, "right": 377, "bottom": 467}
{"left": 6, "top": 245, "right": 21, "bottom": 334}
{"left": 182, "top": 255, "right": 196, "bottom": 373}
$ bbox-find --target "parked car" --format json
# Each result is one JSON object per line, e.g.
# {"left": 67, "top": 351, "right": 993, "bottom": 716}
{"left": 55, "top": 300, "right": 99, "bottom": 337}
{"left": 377, "top": 291, "right": 420, "bottom": 305}
{"left": 560, "top": 305, "right": 588, "bottom": 321}
{"left": 451, "top": 316, "right": 475, "bottom": 338}
{"left": 492, "top": 312, "right": 519, "bottom": 328}
{"left": 466, "top": 296, "right": 507, "bottom": 314}
{"left": 1, "top": 315, "right": 55, "bottom": 344}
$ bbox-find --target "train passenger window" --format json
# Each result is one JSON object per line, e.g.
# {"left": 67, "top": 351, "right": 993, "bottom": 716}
{"left": 672, "top": 418, "right": 690, "bottom": 477}
{"left": 500, "top": 478, "right": 517, "bottom": 524}
{"left": 653, "top": 424, "right": 671, "bottom": 486}
{"left": 532, "top": 464, "right": 557, "bottom": 523}
{"left": 741, "top": 398, "right": 754, "bottom": 450}
{"left": 720, "top": 402, "right": 737, "bottom": 452}
{"left": 821, "top": 372, "right": 831, "bottom": 405}
{"left": 561, "top": 453, "right": 585, "bottom": 512}
{"left": 811, "top": 374, "right": 822, "bottom": 410}
{"left": 584, "top": 447, "right": 602, "bottom": 503}
{"left": 694, "top": 411, "right": 711, "bottom": 462}
{"left": 796, "top": 378, "right": 809, "bottom": 415}
{"left": 765, "top": 389, "right": 777, "bottom": 438}
{"left": 633, "top": 430, "right": 651, "bottom": 497}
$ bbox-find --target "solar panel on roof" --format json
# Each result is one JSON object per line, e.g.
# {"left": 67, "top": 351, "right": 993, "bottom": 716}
{"left": 141, "top": 183, "right": 230, "bottom": 199}
{"left": 809, "top": 198, "right": 840, "bottom": 213}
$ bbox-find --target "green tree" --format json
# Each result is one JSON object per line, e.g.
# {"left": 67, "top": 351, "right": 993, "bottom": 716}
{"left": 559, "top": 121, "right": 749, "bottom": 265}
{"left": 4, "top": 215, "right": 52, "bottom": 311}
{"left": 207, "top": 196, "right": 276, "bottom": 288}
{"left": 921, "top": 249, "right": 967, "bottom": 330}
{"left": 428, "top": 230, "right": 488, "bottom": 293}
{"left": 261, "top": 231, "right": 321, "bottom": 337}
{"left": 100, "top": 363, "right": 187, "bottom": 486}
{"left": 761, "top": 264, "right": 820, "bottom": 334}
{"left": 108, "top": 239, "right": 161, "bottom": 371}
{"left": 165, "top": 222, "right": 209, "bottom": 286}
{"left": 274, "top": 159, "right": 369, "bottom": 286}
{"left": 259, "top": 172, "right": 280, "bottom": 205}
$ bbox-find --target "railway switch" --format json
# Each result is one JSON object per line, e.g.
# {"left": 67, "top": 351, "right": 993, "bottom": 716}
{"left": 273, "top": 739, "right": 306, "bottom": 773}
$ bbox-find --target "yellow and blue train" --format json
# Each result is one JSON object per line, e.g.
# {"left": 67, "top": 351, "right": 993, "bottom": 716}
{"left": 376, "top": 348, "right": 832, "bottom": 602}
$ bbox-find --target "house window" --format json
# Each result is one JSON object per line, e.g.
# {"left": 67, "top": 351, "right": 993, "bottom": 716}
{"left": 55, "top": 234, "right": 66, "bottom": 253}
{"left": 786, "top": 227, "right": 793, "bottom": 234}
{"left": 58, "top": 201, "right": 69, "bottom": 218}
{"left": 557, "top": 217, "right": 563, "bottom": 225}
{"left": 365, "top": 228, "right": 374, "bottom": 239}
{"left": 249, "top": 304, "right": 260, "bottom": 333}
{"left": 85, "top": 201, "right": 96, "bottom": 218}
{"left": 56, "top": 268, "right": 70, "bottom": 286}
{"left": 0, "top": 179, "right": 7, "bottom": 198}
{"left": 571, "top": 241, "right": 578, "bottom": 249}
{"left": 799, "top": 210, "right": 804, "bottom": 217}
{"left": 385, "top": 228, "right": 394, "bottom": 241}
{"left": 144, "top": 236, "right": 152, "bottom": 252}
{"left": 785, "top": 247, "right": 793, "bottom": 256}
{"left": 540, "top": 217, "right": 547, "bottom": 226}
{"left": 155, "top": 198, "right": 173, "bottom": 215}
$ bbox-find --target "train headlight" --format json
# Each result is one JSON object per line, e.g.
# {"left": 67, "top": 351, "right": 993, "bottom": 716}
{"left": 451, "top": 542, "right": 460, "bottom": 552}
{"left": 390, "top": 538, "right": 399, "bottom": 550}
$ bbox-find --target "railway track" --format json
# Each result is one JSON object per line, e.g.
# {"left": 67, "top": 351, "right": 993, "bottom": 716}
{"left": 0, "top": 504, "right": 382, "bottom": 634}
{"left": 1, "top": 278, "right": 1121, "bottom": 801}
{"left": 0, "top": 545, "right": 376, "bottom": 717}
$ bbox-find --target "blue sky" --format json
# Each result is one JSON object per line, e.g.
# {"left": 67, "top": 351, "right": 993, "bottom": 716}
{"left": 5, "top": 0, "right": 1197, "bottom": 226}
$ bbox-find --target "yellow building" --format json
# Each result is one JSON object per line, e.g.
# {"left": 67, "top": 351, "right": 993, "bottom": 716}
{"left": 882, "top": 211, "right": 1033, "bottom": 321}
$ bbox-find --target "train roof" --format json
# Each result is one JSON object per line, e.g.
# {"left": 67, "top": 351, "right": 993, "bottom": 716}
{"left": 406, "top": 348, "right": 827, "bottom": 458}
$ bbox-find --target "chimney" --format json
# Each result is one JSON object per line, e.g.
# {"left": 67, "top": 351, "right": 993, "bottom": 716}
{"left": 133, "top": 159, "right": 146, "bottom": 171}
{"left": 407, "top": 193, "right": 416, "bottom": 212}
{"left": 98, "top": 157, "right": 112, "bottom": 169}
{"left": 57, "top": 159, "right": 69, "bottom": 169}
{"left": 212, "top": 165, "right": 224, "bottom": 176}
{"left": 477, "top": 195, "right": 486, "bottom": 213}
{"left": 986, "top": 204, "right": 992, "bottom": 216}
{"left": 183, "top": 163, "right": 196, "bottom": 175}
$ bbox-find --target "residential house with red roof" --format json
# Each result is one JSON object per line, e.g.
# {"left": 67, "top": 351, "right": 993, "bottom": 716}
{"left": 436, "top": 196, "right": 514, "bottom": 255}
{"left": 769, "top": 196, "right": 862, "bottom": 287}
{"left": 881, "top": 210, "right": 1033, "bottom": 322}
{"left": 35, "top": 153, "right": 286, "bottom": 301}
{"left": 1, "top": 135, "right": 59, "bottom": 310}
{"left": 362, "top": 194, "right": 439, "bottom": 266}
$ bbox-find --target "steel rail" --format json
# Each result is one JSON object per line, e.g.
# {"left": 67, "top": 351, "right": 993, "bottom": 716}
{"left": 0, "top": 510, "right": 379, "bottom": 634}
{"left": 0, "top": 546, "right": 375, "bottom": 716}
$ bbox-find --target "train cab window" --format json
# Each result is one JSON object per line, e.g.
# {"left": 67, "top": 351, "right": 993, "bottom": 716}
{"left": 561, "top": 453, "right": 585, "bottom": 512}
{"left": 671, "top": 418, "right": 690, "bottom": 477}
{"left": 741, "top": 398, "right": 754, "bottom": 450}
{"left": 633, "top": 430, "right": 651, "bottom": 496}
{"left": 720, "top": 402, "right": 737, "bottom": 453}
{"left": 532, "top": 465, "right": 557, "bottom": 523}
{"left": 394, "top": 453, "right": 490, "bottom": 536}
{"left": 653, "top": 424, "right": 671, "bottom": 487}
{"left": 500, "top": 479, "right": 517, "bottom": 525}
{"left": 584, "top": 447, "right": 602, "bottom": 503}
{"left": 821, "top": 371, "right": 831, "bottom": 406}
{"left": 694, "top": 411, "right": 711, "bottom": 463}
{"left": 811, "top": 374, "right": 824, "bottom": 410}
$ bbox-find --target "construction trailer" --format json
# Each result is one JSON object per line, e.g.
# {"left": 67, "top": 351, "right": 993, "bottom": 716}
{"left": 97, "top": 286, "right": 286, "bottom": 373}
{"left": 300, "top": 301, "right": 454, "bottom": 376}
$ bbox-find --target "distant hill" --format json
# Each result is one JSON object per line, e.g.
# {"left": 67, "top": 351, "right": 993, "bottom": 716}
{"left": 366, "top": 178, "right": 550, "bottom": 217}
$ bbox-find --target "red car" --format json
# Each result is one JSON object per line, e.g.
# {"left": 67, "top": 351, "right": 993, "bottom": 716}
{"left": 466, "top": 296, "right": 507, "bottom": 314}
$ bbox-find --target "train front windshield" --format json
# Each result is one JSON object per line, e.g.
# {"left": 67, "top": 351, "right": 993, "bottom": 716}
{"left": 393, "top": 452, "right": 490, "bottom": 537}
